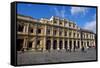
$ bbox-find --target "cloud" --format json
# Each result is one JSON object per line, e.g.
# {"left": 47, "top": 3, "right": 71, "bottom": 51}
{"left": 83, "top": 14, "right": 96, "bottom": 33}
{"left": 61, "top": 6, "right": 65, "bottom": 18}
{"left": 53, "top": 6, "right": 66, "bottom": 18}
{"left": 71, "top": 7, "right": 88, "bottom": 15}
{"left": 54, "top": 7, "right": 60, "bottom": 16}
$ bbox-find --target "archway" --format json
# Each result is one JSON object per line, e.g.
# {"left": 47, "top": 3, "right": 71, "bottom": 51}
{"left": 65, "top": 41, "right": 67, "bottom": 49}
{"left": 73, "top": 41, "right": 76, "bottom": 51}
{"left": 69, "top": 41, "right": 72, "bottom": 51}
{"left": 59, "top": 40, "right": 63, "bottom": 49}
{"left": 53, "top": 40, "right": 57, "bottom": 49}
{"left": 46, "top": 40, "right": 51, "bottom": 50}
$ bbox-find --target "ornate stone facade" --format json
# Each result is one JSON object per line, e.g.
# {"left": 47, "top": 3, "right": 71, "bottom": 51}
{"left": 17, "top": 14, "right": 96, "bottom": 52}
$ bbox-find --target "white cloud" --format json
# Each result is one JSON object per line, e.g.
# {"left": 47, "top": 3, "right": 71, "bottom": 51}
{"left": 83, "top": 14, "right": 96, "bottom": 33}
{"left": 71, "top": 7, "right": 88, "bottom": 15}
{"left": 53, "top": 6, "right": 66, "bottom": 18}
{"left": 54, "top": 7, "right": 60, "bottom": 16}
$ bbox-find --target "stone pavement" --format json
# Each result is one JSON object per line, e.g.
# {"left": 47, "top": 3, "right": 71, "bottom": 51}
{"left": 17, "top": 48, "right": 96, "bottom": 65}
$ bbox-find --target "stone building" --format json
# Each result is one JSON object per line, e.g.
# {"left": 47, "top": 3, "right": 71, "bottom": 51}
{"left": 17, "top": 14, "right": 96, "bottom": 52}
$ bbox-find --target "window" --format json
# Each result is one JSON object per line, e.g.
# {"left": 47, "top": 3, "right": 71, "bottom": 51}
{"left": 69, "top": 24, "right": 71, "bottom": 28}
{"left": 73, "top": 33, "right": 76, "bottom": 37}
{"left": 65, "top": 31, "right": 67, "bottom": 36}
{"left": 59, "top": 22, "right": 62, "bottom": 25}
{"left": 59, "top": 31, "right": 62, "bottom": 35}
{"left": 54, "top": 30, "right": 57, "bottom": 35}
{"left": 69, "top": 32, "right": 72, "bottom": 37}
{"left": 73, "top": 24, "right": 75, "bottom": 28}
{"left": 17, "top": 24, "right": 24, "bottom": 32}
{"left": 37, "top": 29, "right": 41, "bottom": 34}
{"left": 77, "top": 33, "right": 79, "bottom": 38}
{"left": 54, "top": 20, "right": 57, "bottom": 24}
{"left": 47, "top": 29, "right": 50, "bottom": 34}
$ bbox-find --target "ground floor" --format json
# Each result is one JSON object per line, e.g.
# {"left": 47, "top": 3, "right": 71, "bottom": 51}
{"left": 17, "top": 36, "right": 96, "bottom": 52}
{"left": 17, "top": 48, "right": 97, "bottom": 65}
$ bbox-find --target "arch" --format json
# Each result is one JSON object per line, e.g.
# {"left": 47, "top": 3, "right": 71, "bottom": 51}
{"left": 59, "top": 40, "right": 63, "bottom": 49}
{"left": 69, "top": 40, "right": 72, "bottom": 50}
{"left": 53, "top": 40, "right": 57, "bottom": 49}
{"left": 46, "top": 40, "right": 51, "bottom": 50}
{"left": 65, "top": 41, "right": 67, "bottom": 49}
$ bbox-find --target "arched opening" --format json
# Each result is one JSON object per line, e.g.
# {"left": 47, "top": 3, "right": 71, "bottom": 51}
{"left": 69, "top": 41, "right": 72, "bottom": 50}
{"left": 73, "top": 41, "right": 76, "bottom": 51}
{"left": 59, "top": 40, "right": 63, "bottom": 49}
{"left": 17, "top": 39, "right": 24, "bottom": 51}
{"left": 65, "top": 41, "right": 67, "bottom": 49}
{"left": 53, "top": 40, "right": 57, "bottom": 49}
{"left": 77, "top": 41, "right": 80, "bottom": 48}
{"left": 46, "top": 40, "right": 51, "bottom": 50}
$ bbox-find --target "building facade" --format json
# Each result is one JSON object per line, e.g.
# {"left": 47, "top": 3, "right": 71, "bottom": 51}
{"left": 17, "top": 14, "right": 96, "bottom": 52}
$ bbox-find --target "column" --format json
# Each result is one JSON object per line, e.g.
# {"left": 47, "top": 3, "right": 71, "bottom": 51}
{"left": 85, "top": 40, "right": 88, "bottom": 48}
{"left": 89, "top": 40, "right": 91, "bottom": 47}
{"left": 43, "top": 37, "right": 46, "bottom": 51}
{"left": 32, "top": 37, "right": 36, "bottom": 51}
{"left": 52, "top": 27, "right": 54, "bottom": 36}
{"left": 62, "top": 39, "right": 65, "bottom": 49}
{"left": 57, "top": 39, "right": 59, "bottom": 50}
{"left": 76, "top": 40, "right": 78, "bottom": 48}
{"left": 23, "top": 24, "right": 26, "bottom": 33}
{"left": 23, "top": 38, "right": 27, "bottom": 51}
{"left": 26, "top": 23, "right": 29, "bottom": 33}
{"left": 34, "top": 24, "right": 37, "bottom": 35}
{"left": 71, "top": 40, "right": 74, "bottom": 51}
{"left": 58, "top": 28, "right": 59, "bottom": 36}
{"left": 51, "top": 38, "right": 53, "bottom": 50}
{"left": 67, "top": 39, "right": 69, "bottom": 50}
{"left": 71, "top": 30, "right": 73, "bottom": 38}
{"left": 44, "top": 25, "right": 47, "bottom": 36}
{"left": 79, "top": 40, "right": 82, "bottom": 49}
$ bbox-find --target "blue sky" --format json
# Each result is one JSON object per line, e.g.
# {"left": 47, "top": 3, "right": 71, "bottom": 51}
{"left": 17, "top": 3, "right": 97, "bottom": 33}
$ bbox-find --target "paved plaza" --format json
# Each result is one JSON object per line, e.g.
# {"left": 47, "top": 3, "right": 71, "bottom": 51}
{"left": 17, "top": 48, "right": 97, "bottom": 65}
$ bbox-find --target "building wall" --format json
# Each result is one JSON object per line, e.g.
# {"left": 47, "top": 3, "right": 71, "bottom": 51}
{"left": 17, "top": 15, "right": 96, "bottom": 51}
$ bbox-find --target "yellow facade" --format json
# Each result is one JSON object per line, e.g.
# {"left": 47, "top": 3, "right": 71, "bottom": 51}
{"left": 17, "top": 14, "right": 96, "bottom": 52}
